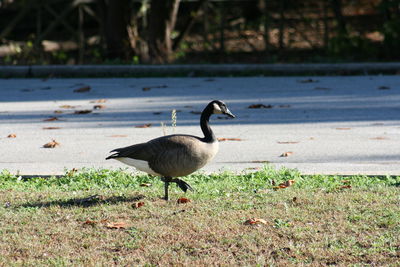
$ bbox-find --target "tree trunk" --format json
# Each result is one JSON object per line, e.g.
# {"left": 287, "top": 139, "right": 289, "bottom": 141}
{"left": 331, "top": 0, "right": 347, "bottom": 36}
{"left": 147, "top": 0, "right": 181, "bottom": 63}
{"left": 100, "top": 0, "right": 131, "bottom": 59}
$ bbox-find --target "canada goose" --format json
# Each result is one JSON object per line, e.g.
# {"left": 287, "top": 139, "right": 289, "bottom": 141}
{"left": 106, "top": 100, "right": 235, "bottom": 200}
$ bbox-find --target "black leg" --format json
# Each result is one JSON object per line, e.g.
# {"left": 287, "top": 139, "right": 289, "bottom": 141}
{"left": 161, "top": 177, "right": 172, "bottom": 201}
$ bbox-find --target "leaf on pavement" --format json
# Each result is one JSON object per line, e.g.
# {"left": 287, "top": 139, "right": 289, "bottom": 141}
{"left": 248, "top": 104, "right": 273, "bottom": 109}
{"left": 43, "top": 139, "right": 60, "bottom": 148}
{"left": 74, "top": 110, "right": 92, "bottom": 114}
{"left": 43, "top": 127, "right": 61, "bottom": 130}
{"left": 59, "top": 105, "right": 76, "bottom": 109}
{"left": 218, "top": 138, "right": 243, "bottom": 142}
{"left": 280, "top": 151, "right": 294, "bottom": 157}
{"left": 93, "top": 105, "right": 106, "bottom": 110}
{"left": 277, "top": 141, "right": 299, "bottom": 144}
{"left": 135, "top": 123, "right": 152, "bottom": 128}
{"left": 279, "top": 104, "right": 291, "bottom": 108}
{"left": 132, "top": 202, "right": 145, "bottom": 209}
{"left": 7, "top": 134, "right": 16, "bottom": 138}
{"left": 105, "top": 221, "right": 131, "bottom": 229}
{"left": 73, "top": 86, "right": 91, "bottom": 93}
{"left": 244, "top": 218, "right": 268, "bottom": 225}
{"left": 43, "top": 117, "right": 60, "bottom": 121}
{"left": 370, "top": 136, "right": 389, "bottom": 140}
{"left": 336, "top": 127, "right": 351, "bottom": 130}
{"left": 378, "top": 86, "right": 390, "bottom": 90}
{"left": 109, "top": 135, "right": 128, "bottom": 138}
{"left": 177, "top": 197, "right": 191, "bottom": 204}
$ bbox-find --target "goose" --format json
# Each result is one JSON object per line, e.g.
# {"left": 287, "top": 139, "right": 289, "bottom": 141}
{"left": 106, "top": 100, "right": 235, "bottom": 200}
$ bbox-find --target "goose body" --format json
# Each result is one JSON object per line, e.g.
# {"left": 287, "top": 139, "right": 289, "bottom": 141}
{"left": 106, "top": 100, "right": 235, "bottom": 200}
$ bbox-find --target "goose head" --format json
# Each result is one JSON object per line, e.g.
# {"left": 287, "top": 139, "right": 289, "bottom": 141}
{"left": 210, "top": 100, "right": 236, "bottom": 118}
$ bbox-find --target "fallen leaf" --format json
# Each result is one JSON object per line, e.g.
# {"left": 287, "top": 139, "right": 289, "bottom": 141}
{"left": 248, "top": 104, "right": 273, "bottom": 109}
{"left": 279, "top": 104, "right": 291, "bottom": 108}
{"left": 277, "top": 141, "right": 299, "bottom": 144}
{"left": 298, "top": 78, "right": 319, "bottom": 83}
{"left": 190, "top": 111, "right": 202, "bottom": 114}
{"left": 83, "top": 220, "right": 98, "bottom": 226}
{"left": 341, "top": 180, "right": 350, "bottom": 184}
{"left": 43, "top": 117, "right": 60, "bottom": 121}
{"left": 7, "top": 134, "right": 16, "bottom": 138}
{"left": 105, "top": 221, "right": 130, "bottom": 229}
{"left": 378, "top": 86, "right": 390, "bottom": 90}
{"left": 280, "top": 151, "right": 294, "bottom": 157}
{"left": 42, "top": 127, "right": 61, "bottom": 130}
{"left": 244, "top": 218, "right": 268, "bottom": 225}
{"left": 90, "top": 99, "right": 107, "bottom": 103}
{"left": 251, "top": 160, "right": 270, "bottom": 163}
{"left": 153, "top": 112, "right": 162, "bottom": 115}
{"left": 93, "top": 105, "right": 106, "bottom": 110}
{"left": 74, "top": 110, "right": 92, "bottom": 114}
{"left": 140, "top": 183, "right": 152, "bottom": 187}
{"left": 73, "top": 86, "right": 91, "bottom": 93}
{"left": 59, "top": 105, "right": 76, "bottom": 109}
{"left": 142, "top": 87, "right": 151, "bottom": 91}
{"left": 314, "top": 87, "right": 331, "bottom": 90}
{"left": 218, "top": 138, "right": 243, "bottom": 141}
{"left": 43, "top": 139, "right": 60, "bottom": 148}
{"left": 336, "top": 127, "right": 351, "bottom": 130}
{"left": 54, "top": 110, "right": 63, "bottom": 114}
{"left": 339, "top": 185, "right": 352, "bottom": 189}
{"left": 279, "top": 180, "right": 295, "bottom": 188}
{"left": 177, "top": 197, "right": 191, "bottom": 204}
{"left": 132, "top": 202, "right": 145, "bottom": 209}
{"left": 109, "top": 135, "right": 127, "bottom": 138}
{"left": 370, "top": 136, "right": 389, "bottom": 140}
{"left": 135, "top": 123, "right": 152, "bottom": 128}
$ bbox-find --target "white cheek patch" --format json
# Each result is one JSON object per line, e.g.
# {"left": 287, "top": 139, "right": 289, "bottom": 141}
{"left": 213, "top": 103, "right": 223, "bottom": 114}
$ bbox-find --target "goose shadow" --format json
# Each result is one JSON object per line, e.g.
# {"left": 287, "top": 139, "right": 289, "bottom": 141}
{"left": 17, "top": 194, "right": 145, "bottom": 209}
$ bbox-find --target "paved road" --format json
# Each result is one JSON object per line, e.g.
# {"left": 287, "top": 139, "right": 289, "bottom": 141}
{"left": 1, "top": 76, "right": 399, "bottom": 175}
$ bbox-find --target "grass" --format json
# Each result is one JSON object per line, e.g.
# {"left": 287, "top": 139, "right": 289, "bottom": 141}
{"left": 0, "top": 166, "right": 399, "bottom": 266}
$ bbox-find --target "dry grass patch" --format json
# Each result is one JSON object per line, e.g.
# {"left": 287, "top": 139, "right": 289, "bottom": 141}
{"left": 0, "top": 168, "right": 399, "bottom": 266}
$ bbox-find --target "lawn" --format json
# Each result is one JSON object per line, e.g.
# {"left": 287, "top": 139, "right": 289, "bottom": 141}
{"left": 0, "top": 166, "right": 399, "bottom": 266}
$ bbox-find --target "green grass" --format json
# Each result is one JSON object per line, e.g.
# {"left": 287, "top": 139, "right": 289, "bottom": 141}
{"left": 0, "top": 166, "right": 399, "bottom": 266}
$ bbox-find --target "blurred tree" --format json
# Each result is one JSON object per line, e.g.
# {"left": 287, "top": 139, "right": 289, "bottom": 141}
{"left": 98, "top": 0, "right": 132, "bottom": 59}
{"left": 147, "top": 0, "right": 181, "bottom": 63}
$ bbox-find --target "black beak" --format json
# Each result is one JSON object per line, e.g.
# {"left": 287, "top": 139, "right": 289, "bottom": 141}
{"left": 224, "top": 108, "right": 236, "bottom": 118}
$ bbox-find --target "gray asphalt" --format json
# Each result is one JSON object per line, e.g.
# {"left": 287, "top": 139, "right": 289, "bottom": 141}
{"left": 1, "top": 76, "right": 399, "bottom": 175}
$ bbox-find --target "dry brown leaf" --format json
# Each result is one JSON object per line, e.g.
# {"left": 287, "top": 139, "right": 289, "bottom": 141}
{"left": 278, "top": 180, "right": 296, "bottom": 188}
{"left": 42, "top": 127, "right": 61, "bottom": 130}
{"left": 177, "top": 197, "right": 191, "bottom": 204}
{"left": 378, "top": 86, "right": 390, "bottom": 90}
{"left": 339, "top": 185, "right": 352, "bottom": 189}
{"left": 280, "top": 151, "right": 294, "bottom": 157}
{"left": 248, "top": 104, "right": 273, "bottom": 109}
{"left": 90, "top": 99, "right": 107, "bottom": 103}
{"left": 59, "top": 105, "right": 76, "bottom": 109}
{"left": 93, "top": 105, "right": 106, "bottom": 110}
{"left": 132, "top": 202, "right": 145, "bottom": 209}
{"left": 74, "top": 110, "right": 92, "bottom": 114}
{"left": 43, "top": 139, "right": 60, "bottom": 148}
{"left": 251, "top": 160, "right": 270, "bottom": 163}
{"left": 54, "top": 110, "right": 63, "bottom": 114}
{"left": 142, "top": 87, "right": 151, "bottom": 91}
{"left": 7, "top": 134, "right": 16, "bottom": 138}
{"left": 43, "top": 117, "right": 59, "bottom": 121}
{"left": 73, "top": 86, "right": 91, "bottom": 93}
{"left": 244, "top": 218, "right": 268, "bottom": 225}
{"left": 140, "top": 183, "right": 152, "bottom": 187}
{"left": 83, "top": 220, "right": 98, "bottom": 226}
{"left": 105, "top": 221, "right": 130, "bottom": 229}
{"left": 370, "top": 136, "right": 389, "bottom": 140}
{"left": 109, "top": 135, "right": 128, "bottom": 138}
{"left": 218, "top": 138, "right": 243, "bottom": 142}
{"left": 341, "top": 180, "right": 350, "bottom": 184}
{"left": 135, "top": 123, "right": 152, "bottom": 128}
{"left": 277, "top": 141, "right": 299, "bottom": 144}
{"left": 336, "top": 127, "right": 351, "bottom": 130}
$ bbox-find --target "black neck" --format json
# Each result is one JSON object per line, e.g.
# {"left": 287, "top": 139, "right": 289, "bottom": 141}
{"left": 200, "top": 105, "right": 216, "bottom": 143}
